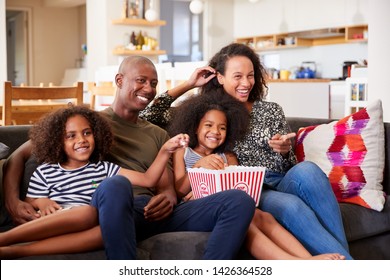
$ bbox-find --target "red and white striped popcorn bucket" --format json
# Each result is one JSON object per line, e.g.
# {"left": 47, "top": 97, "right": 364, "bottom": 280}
{"left": 187, "top": 166, "right": 266, "bottom": 206}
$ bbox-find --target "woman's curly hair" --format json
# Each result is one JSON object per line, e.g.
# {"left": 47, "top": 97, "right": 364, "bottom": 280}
{"left": 200, "top": 42, "right": 269, "bottom": 102}
{"left": 29, "top": 105, "right": 113, "bottom": 164}
{"left": 167, "top": 92, "right": 250, "bottom": 154}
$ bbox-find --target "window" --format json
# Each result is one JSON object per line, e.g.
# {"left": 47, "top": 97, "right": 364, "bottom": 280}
{"left": 160, "top": 0, "right": 203, "bottom": 63}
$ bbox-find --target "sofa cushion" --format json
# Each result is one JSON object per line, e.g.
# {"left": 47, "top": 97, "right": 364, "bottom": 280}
{"left": 295, "top": 100, "right": 386, "bottom": 211}
{"left": 340, "top": 198, "right": 390, "bottom": 242}
{"left": 0, "top": 142, "right": 10, "bottom": 159}
{"left": 137, "top": 231, "right": 210, "bottom": 259}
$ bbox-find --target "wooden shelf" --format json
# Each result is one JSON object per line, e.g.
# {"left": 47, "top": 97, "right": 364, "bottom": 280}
{"left": 112, "top": 18, "right": 166, "bottom": 27}
{"left": 346, "top": 24, "right": 368, "bottom": 42}
{"left": 112, "top": 47, "right": 166, "bottom": 56}
{"left": 236, "top": 24, "right": 368, "bottom": 52}
{"left": 111, "top": 18, "right": 166, "bottom": 58}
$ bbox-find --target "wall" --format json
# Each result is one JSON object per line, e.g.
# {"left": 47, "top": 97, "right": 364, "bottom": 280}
{"left": 233, "top": 0, "right": 368, "bottom": 79}
{"left": 233, "top": 0, "right": 368, "bottom": 37}
{"left": 0, "top": 0, "right": 6, "bottom": 105}
{"left": 4, "top": 0, "right": 84, "bottom": 86}
{"left": 203, "top": 0, "right": 234, "bottom": 60}
{"left": 86, "top": 0, "right": 162, "bottom": 82}
{"left": 368, "top": 0, "right": 390, "bottom": 122}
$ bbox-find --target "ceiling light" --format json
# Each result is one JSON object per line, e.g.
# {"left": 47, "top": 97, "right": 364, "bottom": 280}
{"left": 189, "top": 0, "right": 204, "bottom": 15}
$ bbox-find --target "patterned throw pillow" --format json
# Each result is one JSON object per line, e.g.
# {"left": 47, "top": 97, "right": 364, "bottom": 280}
{"left": 295, "top": 99, "right": 385, "bottom": 211}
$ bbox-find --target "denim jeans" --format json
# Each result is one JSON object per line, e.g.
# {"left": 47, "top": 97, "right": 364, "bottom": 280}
{"left": 259, "top": 161, "right": 353, "bottom": 259}
{"left": 92, "top": 175, "right": 255, "bottom": 260}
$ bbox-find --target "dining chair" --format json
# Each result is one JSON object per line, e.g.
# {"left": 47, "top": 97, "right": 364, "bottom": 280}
{"left": 88, "top": 82, "right": 116, "bottom": 111}
{"left": 2, "top": 81, "right": 83, "bottom": 126}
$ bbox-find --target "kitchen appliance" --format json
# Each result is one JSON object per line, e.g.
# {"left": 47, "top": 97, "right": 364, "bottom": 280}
{"left": 342, "top": 61, "right": 358, "bottom": 80}
{"left": 296, "top": 61, "right": 316, "bottom": 79}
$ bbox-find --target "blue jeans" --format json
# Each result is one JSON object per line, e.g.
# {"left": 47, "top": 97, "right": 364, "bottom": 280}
{"left": 260, "top": 161, "right": 353, "bottom": 260}
{"left": 91, "top": 175, "right": 255, "bottom": 260}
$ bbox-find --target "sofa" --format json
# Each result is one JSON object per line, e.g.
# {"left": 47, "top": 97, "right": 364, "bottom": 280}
{"left": 1, "top": 117, "right": 389, "bottom": 260}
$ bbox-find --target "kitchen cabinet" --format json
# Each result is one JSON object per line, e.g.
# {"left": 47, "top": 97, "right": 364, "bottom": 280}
{"left": 344, "top": 77, "right": 368, "bottom": 115}
{"left": 267, "top": 80, "right": 330, "bottom": 119}
{"left": 236, "top": 25, "right": 368, "bottom": 52}
{"left": 346, "top": 24, "right": 368, "bottom": 42}
{"left": 330, "top": 81, "right": 347, "bottom": 119}
{"left": 111, "top": 18, "right": 166, "bottom": 56}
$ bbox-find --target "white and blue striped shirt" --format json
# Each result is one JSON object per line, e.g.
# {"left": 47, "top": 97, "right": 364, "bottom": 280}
{"left": 184, "top": 147, "right": 227, "bottom": 169}
{"left": 27, "top": 161, "right": 121, "bottom": 207}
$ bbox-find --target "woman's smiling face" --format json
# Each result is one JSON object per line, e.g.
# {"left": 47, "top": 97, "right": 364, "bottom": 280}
{"left": 217, "top": 55, "right": 255, "bottom": 103}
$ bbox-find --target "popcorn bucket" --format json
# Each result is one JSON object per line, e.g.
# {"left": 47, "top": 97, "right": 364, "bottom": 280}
{"left": 187, "top": 166, "right": 266, "bottom": 206}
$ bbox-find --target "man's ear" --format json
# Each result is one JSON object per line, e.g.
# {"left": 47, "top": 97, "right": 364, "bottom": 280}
{"left": 115, "top": 73, "right": 123, "bottom": 88}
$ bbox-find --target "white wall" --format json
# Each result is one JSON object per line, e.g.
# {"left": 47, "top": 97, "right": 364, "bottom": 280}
{"left": 0, "top": 0, "right": 6, "bottom": 104}
{"left": 233, "top": 0, "right": 368, "bottom": 37}
{"left": 233, "top": 0, "right": 368, "bottom": 79}
{"left": 86, "top": 0, "right": 162, "bottom": 82}
{"left": 203, "top": 0, "right": 234, "bottom": 60}
{"left": 368, "top": 0, "right": 390, "bottom": 122}
{"left": 2, "top": 0, "right": 84, "bottom": 86}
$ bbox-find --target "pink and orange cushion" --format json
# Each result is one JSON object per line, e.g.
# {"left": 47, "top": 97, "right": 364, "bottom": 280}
{"left": 295, "top": 100, "right": 386, "bottom": 211}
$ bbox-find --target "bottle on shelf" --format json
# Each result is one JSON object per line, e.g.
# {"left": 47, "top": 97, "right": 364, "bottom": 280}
{"left": 130, "top": 31, "right": 137, "bottom": 46}
{"left": 136, "top": 30, "right": 145, "bottom": 50}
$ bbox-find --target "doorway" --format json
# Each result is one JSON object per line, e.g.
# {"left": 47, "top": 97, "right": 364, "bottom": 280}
{"left": 6, "top": 8, "right": 32, "bottom": 86}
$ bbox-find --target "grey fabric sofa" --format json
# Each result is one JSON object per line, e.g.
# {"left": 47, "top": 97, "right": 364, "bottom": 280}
{"left": 1, "top": 117, "right": 389, "bottom": 260}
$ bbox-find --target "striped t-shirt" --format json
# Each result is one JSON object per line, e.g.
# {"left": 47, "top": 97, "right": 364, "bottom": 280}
{"left": 27, "top": 161, "right": 120, "bottom": 207}
{"left": 184, "top": 147, "right": 227, "bottom": 169}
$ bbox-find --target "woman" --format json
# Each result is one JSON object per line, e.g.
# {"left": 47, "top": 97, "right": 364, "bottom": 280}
{"left": 140, "top": 43, "right": 353, "bottom": 259}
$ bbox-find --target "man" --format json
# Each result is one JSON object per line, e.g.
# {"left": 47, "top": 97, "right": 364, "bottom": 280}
{"left": 3, "top": 56, "right": 255, "bottom": 259}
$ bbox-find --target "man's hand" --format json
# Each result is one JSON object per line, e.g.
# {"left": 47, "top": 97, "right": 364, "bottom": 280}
{"left": 6, "top": 199, "right": 40, "bottom": 225}
{"left": 182, "top": 191, "right": 194, "bottom": 202}
{"left": 32, "top": 198, "right": 62, "bottom": 216}
{"left": 144, "top": 193, "right": 175, "bottom": 221}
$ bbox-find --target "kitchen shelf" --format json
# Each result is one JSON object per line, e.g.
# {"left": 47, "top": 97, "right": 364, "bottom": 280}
{"left": 111, "top": 18, "right": 166, "bottom": 58}
{"left": 346, "top": 24, "right": 368, "bottom": 42}
{"left": 112, "top": 47, "right": 166, "bottom": 56}
{"left": 236, "top": 24, "right": 368, "bottom": 52}
{"left": 112, "top": 18, "right": 166, "bottom": 27}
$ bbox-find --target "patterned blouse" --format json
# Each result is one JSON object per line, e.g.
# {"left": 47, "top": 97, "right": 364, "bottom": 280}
{"left": 140, "top": 92, "right": 297, "bottom": 174}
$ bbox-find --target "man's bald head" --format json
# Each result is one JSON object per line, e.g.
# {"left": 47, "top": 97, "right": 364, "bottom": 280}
{"left": 118, "top": 56, "right": 156, "bottom": 75}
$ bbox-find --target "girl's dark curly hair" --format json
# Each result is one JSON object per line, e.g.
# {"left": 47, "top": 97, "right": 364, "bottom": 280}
{"left": 200, "top": 42, "right": 268, "bottom": 102}
{"left": 29, "top": 105, "right": 113, "bottom": 164}
{"left": 167, "top": 92, "right": 250, "bottom": 154}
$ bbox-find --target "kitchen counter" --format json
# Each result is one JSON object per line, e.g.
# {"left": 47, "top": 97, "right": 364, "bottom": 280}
{"left": 267, "top": 79, "right": 332, "bottom": 83}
